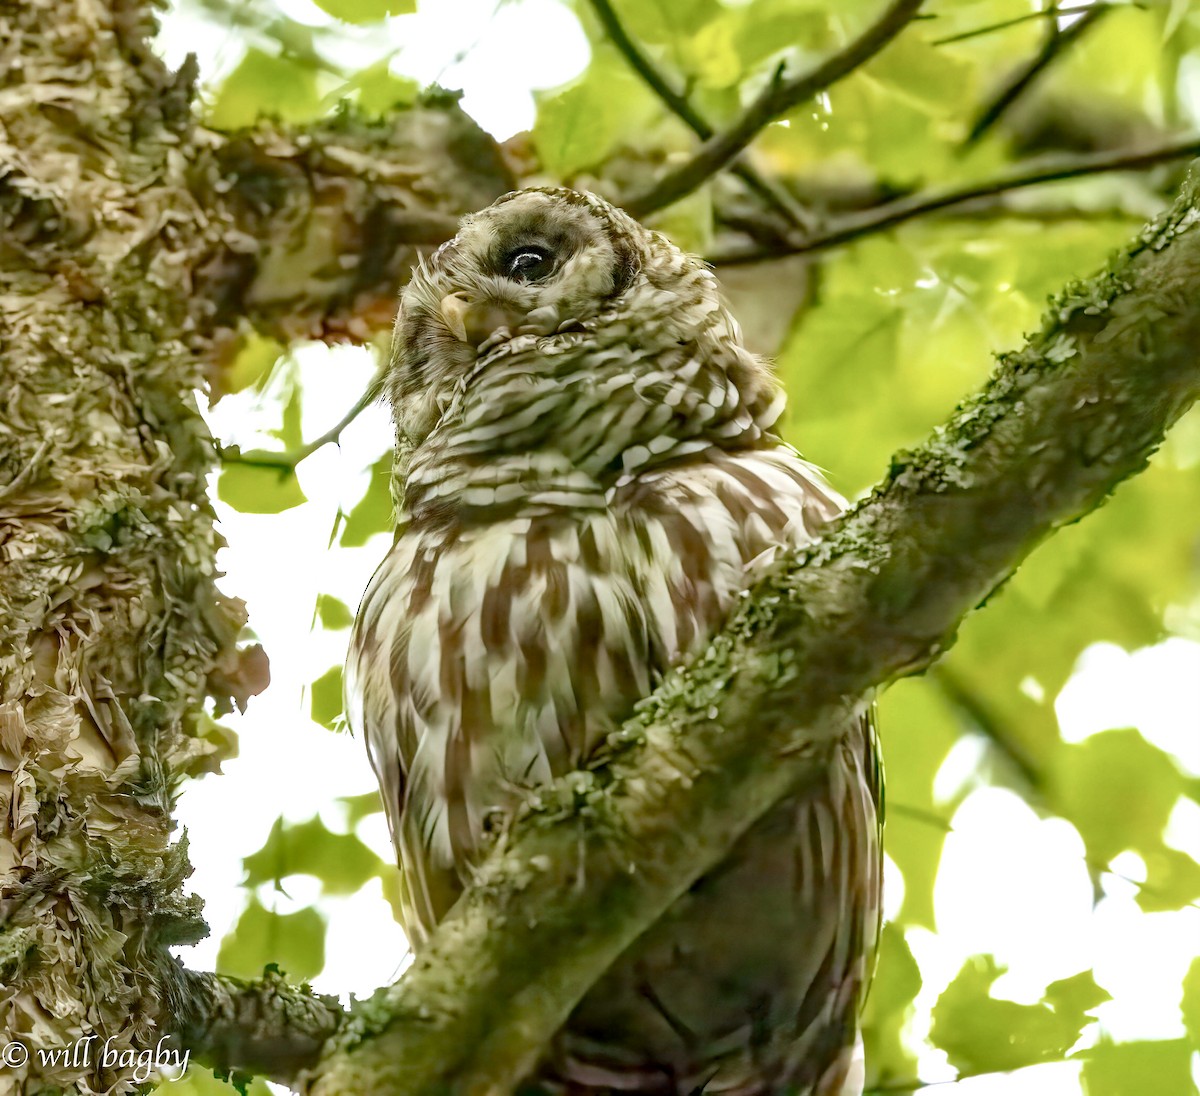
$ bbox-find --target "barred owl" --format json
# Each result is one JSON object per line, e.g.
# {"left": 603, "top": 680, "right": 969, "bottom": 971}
{"left": 346, "top": 188, "right": 882, "bottom": 1095}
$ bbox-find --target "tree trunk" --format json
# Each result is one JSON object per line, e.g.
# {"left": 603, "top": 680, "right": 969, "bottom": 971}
{"left": 0, "top": 2, "right": 507, "bottom": 1090}
{"left": 1, "top": 3, "right": 233, "bottom": 1089}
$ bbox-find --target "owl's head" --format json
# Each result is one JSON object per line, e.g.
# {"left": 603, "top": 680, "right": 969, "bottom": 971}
{"left": 389, "top": 187, "right": 723, "bottom": 446}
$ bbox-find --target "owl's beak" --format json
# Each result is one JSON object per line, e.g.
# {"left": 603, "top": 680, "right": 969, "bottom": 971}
{"left": 440, "top": 292, "right": 525, "bottom": 347}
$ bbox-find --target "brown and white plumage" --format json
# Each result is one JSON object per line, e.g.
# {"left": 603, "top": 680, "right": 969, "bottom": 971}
{"left": 346, "top": 188, "right": 882, "bottom": 1094}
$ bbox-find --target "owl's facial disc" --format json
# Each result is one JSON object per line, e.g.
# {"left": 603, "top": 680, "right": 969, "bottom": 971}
{"left": 423, "top": 190, "right": 640, "bottom": 349}
{"left": 439, "top": 291, "right": 527, "bottom": 346}
{"left": 438, "top": 239, "right": 567, "bottom": 346}
{"left": 391, "top": 189, "right": 646, "bottom": 441}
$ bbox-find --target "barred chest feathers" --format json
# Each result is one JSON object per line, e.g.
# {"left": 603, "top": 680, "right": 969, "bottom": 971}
{"left": 346, "top": 187, "right": 882, "bottom": 1096}
{"left": 349, "top": 446, "right": 842, "bottom": 937}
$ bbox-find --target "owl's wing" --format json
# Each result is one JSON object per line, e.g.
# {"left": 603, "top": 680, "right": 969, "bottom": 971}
{"left": 346, "top": 505, "right": 654, "bottom": 945}
{"left": 346, "top": 530, "right": 461, "bottom": 944}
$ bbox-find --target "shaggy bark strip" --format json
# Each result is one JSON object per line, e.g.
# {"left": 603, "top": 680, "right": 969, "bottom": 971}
{"left": 0, "top": 5, "right": 237, "bottom": 1090}
{"left": 0, "top": 3, "right": 507, "bottom": 1092}
{"left": 301, "top": 172, "right": 1200, "bottom": 1095}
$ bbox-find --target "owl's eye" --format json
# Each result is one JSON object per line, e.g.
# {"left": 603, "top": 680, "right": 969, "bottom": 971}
{"left": 503, "top": 246, "right": 555, "bottom": 283}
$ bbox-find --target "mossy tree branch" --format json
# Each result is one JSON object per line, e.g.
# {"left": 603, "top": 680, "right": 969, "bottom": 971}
{"left": 190, "top": 104, "right": 514, "bottom": 367}
{"left": 165, "top": 968, "right": 345, "bottom": 1083}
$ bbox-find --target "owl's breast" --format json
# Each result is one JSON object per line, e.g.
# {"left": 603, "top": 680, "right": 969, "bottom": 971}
{"left": 347, "top": 445, "right": 843, "bottom": 938}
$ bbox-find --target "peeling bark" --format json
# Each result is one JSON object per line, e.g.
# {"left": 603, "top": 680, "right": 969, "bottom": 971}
{"left": 0, "top": 3, "right": 509, "bottom": 1091}
{"left": 0, "top": 5, "right": 232, "bottom": 1089}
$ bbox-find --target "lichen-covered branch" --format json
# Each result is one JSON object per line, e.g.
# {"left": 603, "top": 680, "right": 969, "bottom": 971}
{"left": 300, "top": 170, "right": 1200, "bottom": 1095}
{"left": 191, "top": 101, "right": 515, "bottom": 377}
{"left": 166, "top": 967, "right": 345, "bottom": 1083}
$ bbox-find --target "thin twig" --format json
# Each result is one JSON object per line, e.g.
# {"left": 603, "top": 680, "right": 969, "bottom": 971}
{"left": 219, "top": 368, "right": 385, "bottom": 471}
{"left": 930, "top": 665, "right": 1042, "bottom": 789}
{"left": 625, "top": 0, "right": 926, "bottom": 218}
{"left": 865, "top": 1077, "right": 963, "bottom": 1094}
{"left": 586, "top": 0, "right": 813, "bottom": 232}
{"left": 586, "top": 0, "right": 706, "bottom": 142}
{"left": 930, "top": 3, "right": 1135, "bottom": 47}
{"left": 709, "top": 134, "right": 1200, "bottom": 264}
{"left": 964, "top": 6, "right": 1109, "bottom": 147}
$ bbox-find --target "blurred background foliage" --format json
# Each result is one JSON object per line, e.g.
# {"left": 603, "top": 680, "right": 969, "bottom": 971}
{"left": 153, "top": 1, "right": 1200, "bottom": 1093}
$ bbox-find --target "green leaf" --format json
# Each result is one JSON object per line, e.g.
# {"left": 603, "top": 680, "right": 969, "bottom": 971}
{"left": 676, "top": 13, "right": 744, "bottom": 89}
{"left": 309, "top": 0, "right": 414, "bottom": 24}
{"left": 868, "top": 923, "right": 923, "bottom": 1018}
{"left": 772, "top": 67, "right": 954, "bottom": 187}
{"left": 208, "top": 48, "right": 322, "bottom": 130}
{"left": 777, "top": 234, "right": 969, "bottom": 494}
{"left": 934, "top": 442, "right": 1200, "bottom": 786}
{"left": 243, "top": 815, "right": 385, "bottom": 894}
{"left": 885, "top": 804, "right": 946, "bottom": 931}
{"left": 608, "top": 0, "right": 721, "bottom": 46}
{"left": 732, "top": 0, "right": 831, "bottom": 75}
{"left": 1183, "top": 957, "right": 1200, "bottom": 1051}
{"left": 316, "top": 593, "right": 354, "bottom": 631}
{"left": 155, "top": 1068, "right": 275, "bottom": 1095}
{"left": 1055, "top": 8, "right": 1167, "bottom": 120}
{"left": 217, "top": 464, "right": 306, "bottom": 514}
{"left": 873, "top": 678, "right": 962, "bottom": 929}
{"left": 1079, "top": 1038, "right": 1198, "bottom": 1096}
{"left": 1044, "top": 971, "right": 1112, "bottom": 1029}
{"left": 1051, "top": 729, "right": 1184, "bottom": 864}
{"left": 220, "top": 332, "right": 284, "bottom": 398}
{"left": 865, "top": 31, "right": 978, "bottom": 116}
{"left": 339, "top": 454, "right": 394, "bottom": 547}
{"left": 861, "top": 924, "right": 922, "bottom": 1084}
{"left": 647, "top": 185, "right": 713, "bottom": 257}
{"left": 1137, "top": 846, "right": 1200, "bottom": 913}
{"left": 268, "top": 382, "right": 304, "bottom": 450}
{"left": 338, "top": 791, "right": 385, "bottom": 825}
{"left": 533, "top": 46, "right": 656, "bottom": 177}
{"left": 310, "top": 665, "right": 344, "bottom": 731}
{"left": 931, "top": 956, "right": 1099, "bottom": 1074}
{"left": 349, "top": 62, "right": 420, "bottom": 116}
{"left": 216, "top": 897, "right": 326, "bottom": 982}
